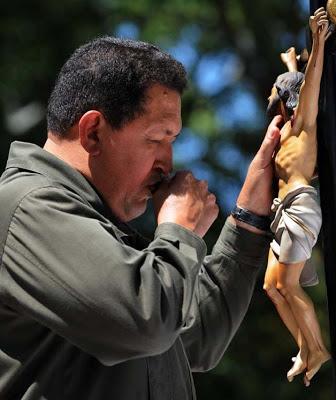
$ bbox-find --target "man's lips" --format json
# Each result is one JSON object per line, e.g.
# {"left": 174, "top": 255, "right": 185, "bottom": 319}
{"left": 148, "top": 181, "right": 162, "bottom": 194}
{"left": 146, "top": 173, "right": 172, "bottom": 194}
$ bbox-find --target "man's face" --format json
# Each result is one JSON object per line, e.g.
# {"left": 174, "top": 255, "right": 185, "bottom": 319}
{"left": 93, "top": 84, "right": 182, "bottom": 222}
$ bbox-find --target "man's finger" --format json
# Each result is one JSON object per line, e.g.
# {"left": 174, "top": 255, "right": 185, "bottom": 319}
{"left": 258, "top": 115, "right": 282, "bottom": 162}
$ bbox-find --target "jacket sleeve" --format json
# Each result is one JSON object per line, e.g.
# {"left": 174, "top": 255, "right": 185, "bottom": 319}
{"left": 0, "top": 186, "right": 207, "bottom": 366}
{"left": 180, "top": 218, "right": 271, "bottom": 372}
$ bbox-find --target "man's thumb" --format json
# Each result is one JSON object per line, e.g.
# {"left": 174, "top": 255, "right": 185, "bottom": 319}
{"left": 258, "top": 117, "right": 282, "bottom": 162}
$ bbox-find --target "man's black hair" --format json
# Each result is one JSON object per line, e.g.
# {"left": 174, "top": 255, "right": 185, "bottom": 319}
{"left": 47, "top": 37, "right": 187, "bottom": 134}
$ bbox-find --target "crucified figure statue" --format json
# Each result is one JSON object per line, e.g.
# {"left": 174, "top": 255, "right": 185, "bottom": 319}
{"left": 263, "top": 7, "right": 331, "bottom": 387}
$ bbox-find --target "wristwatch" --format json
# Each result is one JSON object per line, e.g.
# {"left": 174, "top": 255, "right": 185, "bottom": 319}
{"left": 231, "top": 205, "right": 271, "bottom": 231}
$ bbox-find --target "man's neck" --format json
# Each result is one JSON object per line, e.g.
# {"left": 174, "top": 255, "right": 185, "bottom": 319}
{"left": 44, "top": 132, "right": 87, "bottom": 174}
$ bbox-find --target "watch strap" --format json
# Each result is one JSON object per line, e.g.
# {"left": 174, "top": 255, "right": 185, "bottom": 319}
{"left": 231, "top": 205, "right": 271, "bottom": 231}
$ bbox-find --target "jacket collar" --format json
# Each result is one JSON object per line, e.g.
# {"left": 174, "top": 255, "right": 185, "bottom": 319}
{"left": 5, "top": 141, "right": 133, "bottom": 236}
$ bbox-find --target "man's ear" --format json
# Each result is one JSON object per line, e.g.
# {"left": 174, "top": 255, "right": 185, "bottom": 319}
{"left": 78, "top": 110, "right": 108, "bottom": 156}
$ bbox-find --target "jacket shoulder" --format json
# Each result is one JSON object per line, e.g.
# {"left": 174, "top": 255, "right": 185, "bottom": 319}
{"left": 0, "top": 170, "right": 56, "bottom": 259}
{"left": 0, "top": 169, "right": 55, "bottom": 208}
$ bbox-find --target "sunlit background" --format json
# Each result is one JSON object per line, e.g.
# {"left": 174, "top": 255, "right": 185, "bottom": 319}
{"left": 0, "top": 0, "right": 333, "bottom": 398}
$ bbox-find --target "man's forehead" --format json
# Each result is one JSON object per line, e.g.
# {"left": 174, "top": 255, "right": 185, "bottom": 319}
{"left": 160, "top": 111, "right": 181, "bottom": 122}
{"left": 148, "top": 106, "right": 181, "bottom": 125}
{"left": 146, "top": 85, "right": 181, "bottom": 108}
{"left": 147, "top": 119, "right": 182, "bottom": 136}
{"left": 142, "top": 85, "right": 182, "bottom": 133}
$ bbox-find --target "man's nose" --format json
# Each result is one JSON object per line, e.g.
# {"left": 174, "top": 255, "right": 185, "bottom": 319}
{"left": 155, "top": 142, "right": 173, "bottom": 176}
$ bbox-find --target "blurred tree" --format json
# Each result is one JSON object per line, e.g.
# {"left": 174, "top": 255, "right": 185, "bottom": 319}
{"left": 0, "top": 0, "right": 332, "bottom": 398}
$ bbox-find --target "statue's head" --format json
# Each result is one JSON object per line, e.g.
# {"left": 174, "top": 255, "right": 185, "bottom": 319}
{"left": 267, "top": 71, "right": 305, "bottom": 119}
{"left": 328, "top": 0, "right": 336, "bottom": 24}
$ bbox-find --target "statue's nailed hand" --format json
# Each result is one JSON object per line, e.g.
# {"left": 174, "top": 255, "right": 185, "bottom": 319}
{"left": 236, "top": 116, "right": 282, "bottom": 217}
{"left": 310, "top": 7, "right": 331, "bottom": 40}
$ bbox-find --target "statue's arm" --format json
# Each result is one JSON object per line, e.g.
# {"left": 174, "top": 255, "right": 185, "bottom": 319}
{"left": 293, "top": 8, "right": 329, "bottom": 133}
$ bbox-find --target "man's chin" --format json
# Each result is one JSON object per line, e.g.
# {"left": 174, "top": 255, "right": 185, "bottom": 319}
{"left": 123, "top": 198, "right": 149, "bottom": 222}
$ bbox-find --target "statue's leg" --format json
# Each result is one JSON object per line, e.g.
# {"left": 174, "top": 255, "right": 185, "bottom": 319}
{"left": 277, "top": 262, "right": 331, "bottom": 385}
{"left": 264, "top": 250, "right": 308, "bottom": 381}
{"left": 280, "top": 47, "right": 298, "bottom": 72}
{"left": 264, "top": 250, "right": 301, "bottom": 340}
{"left": 297, "top": 48, "right": 309, "bottom": 71}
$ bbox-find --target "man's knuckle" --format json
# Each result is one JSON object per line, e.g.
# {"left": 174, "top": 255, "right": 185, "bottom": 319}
{"left": 208, "top": 193, "right": 216, "bottom": 201}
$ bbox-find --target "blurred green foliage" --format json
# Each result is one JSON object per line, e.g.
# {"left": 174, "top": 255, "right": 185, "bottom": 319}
{"left": 0, "top": 0, "right": 333, "bottom": 398}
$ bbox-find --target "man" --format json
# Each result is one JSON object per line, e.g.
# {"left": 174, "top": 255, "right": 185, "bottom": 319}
{"left": 0, "top": 37, "right": 281, "bottom": 399}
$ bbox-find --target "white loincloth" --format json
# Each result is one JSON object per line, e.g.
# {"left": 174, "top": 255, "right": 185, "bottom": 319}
{"left": 270, "top": 185, "right": 322, "bottom": 287}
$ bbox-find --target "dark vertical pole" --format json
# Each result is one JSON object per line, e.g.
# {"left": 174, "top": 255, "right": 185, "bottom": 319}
{"left": 311, "top": 0, "right": 336, "bottom": 388}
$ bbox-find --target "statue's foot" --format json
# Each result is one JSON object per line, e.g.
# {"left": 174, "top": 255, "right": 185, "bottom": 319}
{"left": 280, "top": 47, "right": 297, "bottom": 71}
{"left": 304, "top": 349, "right": 331, "bottom": 386}
{"left": 296, "top": 49, "right": 309, "bottom": 68}
{"left": 287, "top": 349, "right": 307, "bottom": 382}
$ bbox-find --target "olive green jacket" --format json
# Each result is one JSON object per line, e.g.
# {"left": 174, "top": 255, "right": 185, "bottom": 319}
{"left": 0, "top": 142, "right": 270, "bottom": 399}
